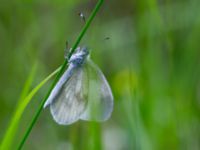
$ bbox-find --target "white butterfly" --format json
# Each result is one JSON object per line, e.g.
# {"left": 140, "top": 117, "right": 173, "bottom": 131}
{"left": 44, "top": 47, "right": 114, "bottom": 125}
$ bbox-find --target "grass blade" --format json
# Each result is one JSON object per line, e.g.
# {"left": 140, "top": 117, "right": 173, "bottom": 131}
{"left": 0, "top": 65, "right": 61, "bottom": 150}
{"left": 0, "top": 62, "right": 38, "bottom": 150}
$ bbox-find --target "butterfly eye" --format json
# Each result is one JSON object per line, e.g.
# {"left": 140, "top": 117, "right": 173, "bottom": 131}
{"left": 81, "top": 47, "right": 89, "bottom": 54}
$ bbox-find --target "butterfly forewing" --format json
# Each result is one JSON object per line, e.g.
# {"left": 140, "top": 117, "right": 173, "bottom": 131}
{"left": 50, "top": 66, "right": 88, "bottom": 125}
{"left": 80, "top": 59, "right": 114, "bottom": 121}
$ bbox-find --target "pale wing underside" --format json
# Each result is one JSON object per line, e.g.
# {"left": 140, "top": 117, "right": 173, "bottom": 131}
{"left": 80, "top": 59, "right": 114, "bottom": 121}
{"left": 44, "top": 65, "right": 74, "bottom": 108}
{"left": 50, "top": 67, "right": 88, "bottom": 125}
{"left": 48, "top": 59, "right": 113, "bottom": 125}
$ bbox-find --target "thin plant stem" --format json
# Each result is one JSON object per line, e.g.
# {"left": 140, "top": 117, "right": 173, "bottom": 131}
{"left": 17, "top": 0, "right": 104, "bottom": 149}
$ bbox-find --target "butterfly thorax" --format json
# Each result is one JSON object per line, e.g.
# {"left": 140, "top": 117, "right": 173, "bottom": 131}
{"left": 69, "top": 47, "right": 89, "bottom": 67}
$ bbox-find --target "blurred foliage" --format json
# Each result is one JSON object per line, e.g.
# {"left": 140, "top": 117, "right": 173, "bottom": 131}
{"left": 0, "top": 0, "right": 200, "bottom": 150}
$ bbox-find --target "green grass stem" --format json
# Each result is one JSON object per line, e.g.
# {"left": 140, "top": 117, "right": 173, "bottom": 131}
{"left": 17, "top": 0, "right": 104, "bottom": 149}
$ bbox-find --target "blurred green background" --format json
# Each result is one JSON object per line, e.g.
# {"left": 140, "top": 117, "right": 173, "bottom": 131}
{"left": 0, "top": 0, "right": 200, "bottom": 149}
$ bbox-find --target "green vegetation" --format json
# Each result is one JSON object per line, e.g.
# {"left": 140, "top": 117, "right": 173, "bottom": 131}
{"left": 0, "top": 0, "right": 200, "bottom": 149}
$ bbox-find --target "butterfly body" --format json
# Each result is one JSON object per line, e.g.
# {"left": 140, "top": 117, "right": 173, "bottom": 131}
{"left": 44, "top": 47, "right": 113, "bottom": 125}
{"left": 68, "top": 47, "right": 89, "bottom": 66}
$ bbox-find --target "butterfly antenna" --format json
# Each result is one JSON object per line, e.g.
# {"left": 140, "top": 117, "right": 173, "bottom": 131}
{"left": 78, "top": 12, "right": 86, "bottom": 23}
{"left": 64, "top": 40, "right": 71, "bottom": 59}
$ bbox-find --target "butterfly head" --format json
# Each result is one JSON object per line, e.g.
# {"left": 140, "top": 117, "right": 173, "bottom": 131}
{"left": 69, "top": 46, "right": 89, "bottom": 66}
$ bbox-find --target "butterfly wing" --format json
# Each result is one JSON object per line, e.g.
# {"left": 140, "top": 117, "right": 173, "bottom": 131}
{"left": 80, "top": 59, "right": 114, "bottom": 121}
{"left": 50, "top": 66, "right": 88, "bottom": 125}
{"left": 44, "top": 65, "right": 75, "bottom": 108}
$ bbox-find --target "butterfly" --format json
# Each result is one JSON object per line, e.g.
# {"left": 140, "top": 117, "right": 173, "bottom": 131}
{"left": 44, "top": 47, "right": 114, "bottom": 125}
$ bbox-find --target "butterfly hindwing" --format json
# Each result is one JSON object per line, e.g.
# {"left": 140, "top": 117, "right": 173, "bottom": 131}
{"left": 80, "top": 59, "right": 114, "bottom": 121}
